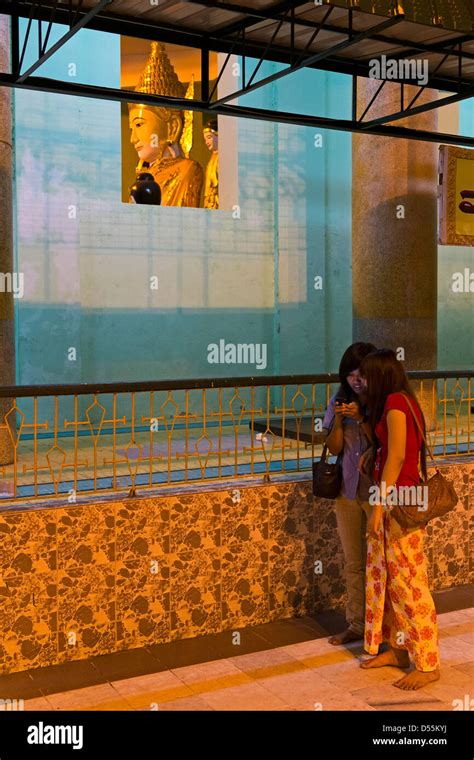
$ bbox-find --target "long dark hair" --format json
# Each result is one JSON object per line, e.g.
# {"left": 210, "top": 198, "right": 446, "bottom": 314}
{"left": 359, "top": 349, "right": 427, "bottom": 479}
{"left": 336, "top": 342, "right": 377, "bottom": 402}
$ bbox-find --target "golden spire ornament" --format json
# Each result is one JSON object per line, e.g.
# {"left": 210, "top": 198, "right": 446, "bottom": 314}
{"left": 136, "top": 41, "right": 185, "bottom": 99}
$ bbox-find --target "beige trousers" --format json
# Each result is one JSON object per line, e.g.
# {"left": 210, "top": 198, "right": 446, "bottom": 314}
{"left": 335, "top": 495, "right": 372, "bottom": 635}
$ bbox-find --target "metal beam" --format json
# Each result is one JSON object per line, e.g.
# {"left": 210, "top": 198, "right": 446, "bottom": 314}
{"left": 0, "top": 1, "right": 470, "bottom": 93}
{"left": 10, "top": 4, "right": 20, "bottom": 77}
{"left": 244, "top": 0, "right": 320, "bottom": 91}
{"left": 201, "top": 45, "right": 209, "bottom": 102}
{"left": 16, "top": 0, "right": 111, "bottom": 82}
{"left": 212, "top": 0, "right": 310, "bottom": 39}
{"left": 1, "top": 0, "right": 472, "bottom": 143}
{"left": 244, "top": 3, "right": 295, "bottom": 89}
{"left": 0, "top": 72, "right": 471, "bottom": 147}
{"left": 358, "top": 42, "right": 472, "bottom": 125}
{"left": 191, "top": 0, "right": 474, "bottom": 62}
{"left": 360, "top": 83, "right": 474, "bottom": 128}
{"left": 209, "top": 13, "right": 405, "bottom": 108}
{"left": 1, "top": 368, "right": 471, "bottom": 398}
{"left": 357, "top": 78, "right": 386, "bottom": 123}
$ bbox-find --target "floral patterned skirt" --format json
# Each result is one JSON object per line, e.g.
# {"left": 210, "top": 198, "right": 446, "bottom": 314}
{"left": 364, "top": 510, "right": 439, "bottom": 672}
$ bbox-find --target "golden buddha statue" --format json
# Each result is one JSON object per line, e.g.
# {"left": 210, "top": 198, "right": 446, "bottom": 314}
{"left": 128, "top": 42, "right": 203, "bottom": 208}
{"left": 203, "top": 119, "right": 219, "bottom": 210}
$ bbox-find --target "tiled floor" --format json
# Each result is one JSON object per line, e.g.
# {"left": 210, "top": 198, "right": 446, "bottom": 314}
{"left": 1, "top": 585, "right": 473, "bottom": 712}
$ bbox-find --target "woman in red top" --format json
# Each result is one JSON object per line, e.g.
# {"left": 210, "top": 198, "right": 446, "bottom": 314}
{"left": 358, "top": 350, "right": 440, "bottom": 690}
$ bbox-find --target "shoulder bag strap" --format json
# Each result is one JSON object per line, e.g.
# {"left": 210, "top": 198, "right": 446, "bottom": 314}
{"left": 321, "top": 405, "right": 342, "bottom": 464}
{"left": 319, "top": 444, "right": 329, "bottom": 464}
{"left": 400, "top": 391, "right": 435, "bottom": 463}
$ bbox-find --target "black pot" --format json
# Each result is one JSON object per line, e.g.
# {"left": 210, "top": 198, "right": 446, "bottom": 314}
{"left": 129, "top": 173, "right": 162, "bottom": 205}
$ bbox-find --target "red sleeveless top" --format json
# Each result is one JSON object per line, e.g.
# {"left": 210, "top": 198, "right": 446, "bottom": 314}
{"left": 374, "top": 392, "right": 423, "bottom": 487}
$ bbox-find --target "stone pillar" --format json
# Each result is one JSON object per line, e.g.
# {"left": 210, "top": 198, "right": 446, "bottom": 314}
{"left": 352, "top": 79, "right": 439, "bottom": 428}
{"left": 0, "top": 15, "right": 15, "bottom": 464}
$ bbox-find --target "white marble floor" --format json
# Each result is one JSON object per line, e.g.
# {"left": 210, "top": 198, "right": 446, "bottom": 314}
{"left": 20, "top": 607, "right": 474, "bottom": 712}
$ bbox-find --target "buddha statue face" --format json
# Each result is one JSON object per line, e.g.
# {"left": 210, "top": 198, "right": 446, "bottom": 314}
{"left": 203, "top": 130, "right": 218, "bottom": 152}
{"left": 129, "top": 105, "right": 182, "bottom": 164}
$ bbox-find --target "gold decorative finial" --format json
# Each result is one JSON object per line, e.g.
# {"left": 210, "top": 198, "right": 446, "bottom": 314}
{"left": 180, "top": 75, "right": 194, "bottom": 159}
{"left": 136, "top": 41, "right": 185, "bottom": 99}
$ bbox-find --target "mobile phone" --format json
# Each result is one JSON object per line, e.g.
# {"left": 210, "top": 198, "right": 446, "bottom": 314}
{"left": 335, "top": 394, "right": 346, "bottom": 405}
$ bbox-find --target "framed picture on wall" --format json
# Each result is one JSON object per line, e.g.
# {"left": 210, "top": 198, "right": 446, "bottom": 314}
{"left": 438, "top": 145, "right": 474, "bottom": 246}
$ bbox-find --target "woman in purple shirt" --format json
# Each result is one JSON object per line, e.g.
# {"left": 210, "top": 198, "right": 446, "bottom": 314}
{"left": 323, "top": 342, "right": 376, "bottom": 645}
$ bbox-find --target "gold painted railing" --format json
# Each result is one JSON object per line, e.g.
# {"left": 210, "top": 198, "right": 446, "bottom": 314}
{"left": 0, "top": 371, "right": 472, "bottom": 503}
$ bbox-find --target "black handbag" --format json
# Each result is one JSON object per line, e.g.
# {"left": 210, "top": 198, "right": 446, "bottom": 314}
{"left": 312, "top": 441, "right": 343, "bottom": 499}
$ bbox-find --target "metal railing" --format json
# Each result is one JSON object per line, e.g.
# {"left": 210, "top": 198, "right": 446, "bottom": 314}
{"left": 0, "top": 370, "right": 472, "bottom": 504}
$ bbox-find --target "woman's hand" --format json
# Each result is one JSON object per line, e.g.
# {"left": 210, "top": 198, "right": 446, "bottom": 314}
{"left": 366, "top": 504, "right": 383, "bottom": 540}
{"left": 340, "top": 401, "right": 364, "bottom": 422}
{"left": 359, "top": 447, "right": 374, "bottom": 476}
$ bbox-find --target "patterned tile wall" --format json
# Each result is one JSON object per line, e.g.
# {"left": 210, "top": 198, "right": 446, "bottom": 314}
{"left": 0, "top": 461, "right": 471, "bottom": 674}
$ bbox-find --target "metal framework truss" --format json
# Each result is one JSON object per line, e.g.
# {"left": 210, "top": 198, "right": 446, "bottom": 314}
{"left": 7, "top": 0, "right": 112, "bottom": 82}
{"left": 0, "top": 0, "right": 472, "bottom": 146}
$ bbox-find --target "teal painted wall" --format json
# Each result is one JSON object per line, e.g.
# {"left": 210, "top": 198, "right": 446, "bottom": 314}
{"left": 12, "top": 23, "right": 472, "bottom": 403}
{"left": 13, "top": 25, "right": 353, "bottom": 389}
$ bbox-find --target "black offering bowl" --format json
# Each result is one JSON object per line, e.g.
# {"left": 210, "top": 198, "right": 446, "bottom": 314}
{"left": 129, "top": 172, "right": 162, "bottom": 205}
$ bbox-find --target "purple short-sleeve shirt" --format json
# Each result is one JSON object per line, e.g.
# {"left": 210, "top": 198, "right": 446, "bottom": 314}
{"left": 322, "top": 395, "right": 372, "bottom": 500}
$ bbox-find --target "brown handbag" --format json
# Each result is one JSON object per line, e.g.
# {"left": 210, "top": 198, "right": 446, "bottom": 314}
{"left": 389, "top": 392, "right": 459, "bottom": 530}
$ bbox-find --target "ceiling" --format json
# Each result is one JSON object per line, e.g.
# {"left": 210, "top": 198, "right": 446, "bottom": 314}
{"left": 5, "top": 0, "right": 474, "bottom": 90}
{"left": 0, "top": 0, "right": 472, "bottom": 145}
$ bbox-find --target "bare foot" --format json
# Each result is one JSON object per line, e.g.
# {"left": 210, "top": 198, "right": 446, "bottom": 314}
{"left": 360, "top": 648, "right": 410, "bottom": 669}
{"left": 328, "top": 628, "right": 363, "bottom": 646}
{"left": 394, "top": 669, "right": 440, "bottom": 690}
